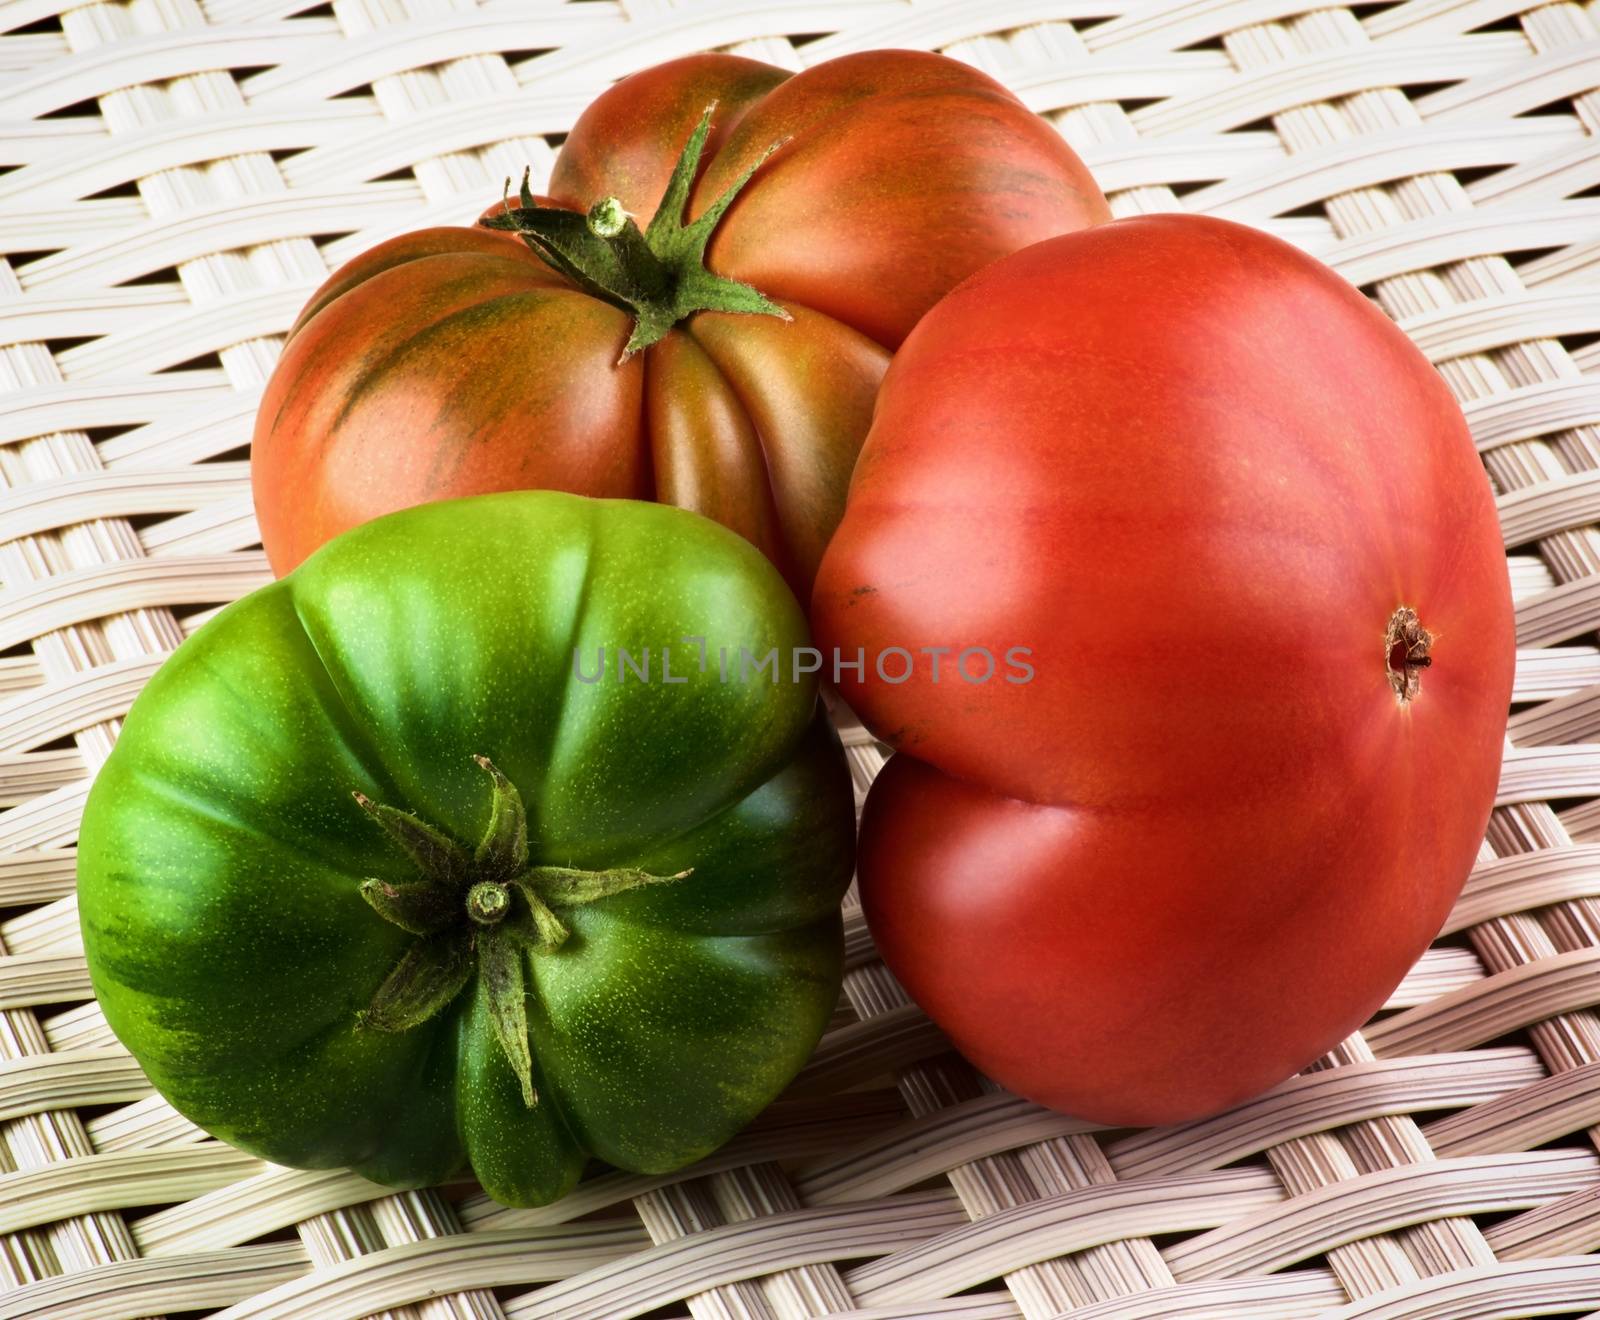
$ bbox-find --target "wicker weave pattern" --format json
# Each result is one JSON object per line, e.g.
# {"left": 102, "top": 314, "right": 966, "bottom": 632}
{"left": 2, "top": 0, "right": 1600, "bottom": 1315}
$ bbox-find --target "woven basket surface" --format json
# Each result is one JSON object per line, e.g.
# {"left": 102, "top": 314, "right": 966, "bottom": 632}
{"left": 3, "top": 0, "right": 1600, "bottom": 1316}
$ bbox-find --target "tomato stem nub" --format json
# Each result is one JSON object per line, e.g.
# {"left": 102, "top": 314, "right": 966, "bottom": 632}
{"left": 1384, "top": 605, "right": 1433, "bottom": 703}
{"left": 481, "top": 104, "right": 792, "bottom": 360}
{"left": 587, "top": 196, "right": 629, "bottom": 238}
{"left": 466, "top": 881, "right": 510, "bottom": 925}
{"left": 350, "top": 757, "right": 695, "bottom": 1108}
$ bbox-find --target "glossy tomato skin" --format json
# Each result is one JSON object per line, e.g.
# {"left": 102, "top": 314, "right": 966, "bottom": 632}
{"left": 79, "top": 492, "right": 854, "bottom": 1205}
{"left": 813, "top": 214, "right": 1514, "bottom": 1124}
{"left": 252, "top": 49, "right": 1109, "bottom": 590}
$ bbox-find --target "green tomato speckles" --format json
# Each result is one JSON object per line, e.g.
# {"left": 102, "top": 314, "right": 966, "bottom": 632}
{"left": 77, "top": 491, "right": 854, "bottom": 1207}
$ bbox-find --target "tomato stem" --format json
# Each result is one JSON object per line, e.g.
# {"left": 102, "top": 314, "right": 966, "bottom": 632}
{"left": 351, "top": 757, "right": 694, "bottom": 1108}
{"left": 586, "top": 199, "right": 670, "bottom": 301}
{"left": 466, "top": 881, "right": 510, "bottom": 924}
{"left": 481, "top": 104, "right": 791, "bottom": 360}
{"left": 1384, "top": 605, "right": 1433, "bottom": 703}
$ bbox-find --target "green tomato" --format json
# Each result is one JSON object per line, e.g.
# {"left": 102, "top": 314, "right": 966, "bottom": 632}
{"left": 77, "top": 491, "right": 854, "bottom": 1206}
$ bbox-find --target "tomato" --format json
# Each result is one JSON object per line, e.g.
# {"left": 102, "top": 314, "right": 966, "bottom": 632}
{"left": 251, "top": 49, "right": 1108, "bottom": 592}
{"left": 812, "top": 214, "right": 1514, "bottom": 1124}
{"left": 78, "top": 492, "right": 853, "bottom": 1206}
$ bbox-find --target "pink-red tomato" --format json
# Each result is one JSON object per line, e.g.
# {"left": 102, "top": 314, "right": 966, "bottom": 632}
{"left": 813, "top": 214, "right": 1514, "bottom": 1124}
{"left": 251, "top": 50, "right": 1108, "bottom": 591}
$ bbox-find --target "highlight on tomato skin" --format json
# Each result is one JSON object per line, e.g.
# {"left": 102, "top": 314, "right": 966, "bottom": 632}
{"left": 250, "top": 48, "right": 1110, "bottom": 598}
{"left": 812, "top": 212, "right": 1515, "bottom": 1126}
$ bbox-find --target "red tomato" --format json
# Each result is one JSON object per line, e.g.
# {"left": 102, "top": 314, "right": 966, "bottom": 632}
{"left": 812, "top": 214, "right": 1514, "bottom": 1124}
{"left": 252, "top": 50, "right": 1108, "bottom": 590}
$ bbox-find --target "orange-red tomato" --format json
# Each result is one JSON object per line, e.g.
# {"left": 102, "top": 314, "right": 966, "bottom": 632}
{"left": 813, "top": 214, "right": 1514, "bottom": 1124}
{"left": 252, "top": 50, "right": 1107, "bottom": 590}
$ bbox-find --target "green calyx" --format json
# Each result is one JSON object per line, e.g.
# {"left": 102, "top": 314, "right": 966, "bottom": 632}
{"left": 353, "top": 758, "right": 690, "bottom": 1107}
{"left": 480, "top": 103, "right": 791, "bottom": 360}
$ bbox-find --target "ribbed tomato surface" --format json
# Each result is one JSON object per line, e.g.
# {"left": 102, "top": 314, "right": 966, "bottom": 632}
{"left": 813, "top": 214, "right": 1515, "bottom": 1123}
{"left": 252, "top": 50, "right": 1107, "bottom": 590}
